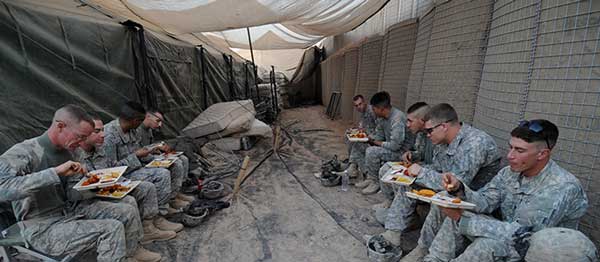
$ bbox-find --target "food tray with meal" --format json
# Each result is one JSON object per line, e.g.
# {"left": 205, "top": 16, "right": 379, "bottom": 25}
{"left": 406, "top": 189, "right": 476, "bottom": 210}
{"left": 95, "top": 181, "right": 141, "bottom": 199}
{"left": 73, "top": 166, "right": 128, "bottom": 191}
{"left": 346, "top": 129, "right": 369, "bottom": 142}
{"left": 380, "top": 166, "right": 415, "bottom": 186}
{"left": 146, "top": 159, "right": 177, "bottom": 168}
{"left": 160, "top": 151, "right": 184, "bottom": 159}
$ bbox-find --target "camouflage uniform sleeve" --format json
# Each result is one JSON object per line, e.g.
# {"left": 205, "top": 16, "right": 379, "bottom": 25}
{"left": 381, "top": 119, "right": 406, "bottom": 152}
{"left": 459, "top": 182, "right": 588, "bottom": 241}
{"left": 372, "top": 119, "right": 385, "bottom": 141}
{"left": 462, "top": 169, "right": 506, "bottom": 214}
{"left": 416, "top": 139, "right": 490, "bottom": 191}
{"left": 0, "top": 163, "right": 60, "bottom": 202}
{"left": 103, "top": 133, "right": 142, "bottom": 169}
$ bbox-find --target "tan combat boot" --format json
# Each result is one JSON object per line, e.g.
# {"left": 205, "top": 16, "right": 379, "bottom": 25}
{"left": 170, "top": 198, "right": 190, "bottom": 209}
{"left": 142, "top": 219, "right": 176, "bottom": 244}
{"left": 176, "top": 192, "right": 195, "bottom": 202}
{"left": 155, "top": 216, "right": 184, "bottom": 232}
{"left": 355, "top": 179, "right": 371, "bottom": 189}
{"left": 361, "top": 180, "right": 380, "bottom": 195}
{"left": 345, "top": 163, "right": 360, "bottom": 178}
{"left": 132, "top": 246, "right": 162, "bottom": 262}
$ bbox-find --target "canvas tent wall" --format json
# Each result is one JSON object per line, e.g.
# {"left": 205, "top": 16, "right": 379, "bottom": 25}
{"left": 0, "top": 0, "right": 258, "bottom": 152}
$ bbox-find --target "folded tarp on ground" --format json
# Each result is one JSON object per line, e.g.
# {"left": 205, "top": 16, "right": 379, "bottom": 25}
{"left": 182, "top": 100, "right": 255, "bottom": 138}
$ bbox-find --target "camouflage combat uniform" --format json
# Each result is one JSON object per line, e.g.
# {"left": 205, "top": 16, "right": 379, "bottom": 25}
{"left": 385, "top": 124, "right": 501, "bottom": 245}
{"left": 103, "top": 119, "right": 173, "bottom": 208}
{"left": 136, "top": 124, "right": 188, "bottom": 199}
{"left": 425, "top": 160, "right": 588, "bottom": 262}
{"left": 348, "top": 105, "right": 378, "bottom": 171}
{"left": 76, "top": 147, "right": 160, "bottom": 220}
{"left": 364, "top": 107, "right": 410, "bottom": 179}
{"left": 0, "top": 133, "right": 136, "bottom": 261}
{"left": 378, "top": 131, "right": 431, "bottom": 200}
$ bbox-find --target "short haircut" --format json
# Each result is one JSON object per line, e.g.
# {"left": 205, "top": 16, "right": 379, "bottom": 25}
{"left": 119, "top": 101, "right": 146, "bottom": 121}
{"left": 423, "top": 103, "right": 459, "bottom": 124}
{"left": 369, "top": 91, "right": 391, "bottom": 108}
{"left": 353, "top": 94, "right": 364, "bottom": 101}
{"left": 511, "top": 119, "right": 559, "bottom": 149}
{"left": 146, "top": 107, "right": 162, "bottom": 115}
{"left": 53, "top": 104, "right": 94, "bottom": 127}
{"left": 88, "top": 113, "right": 103, "bottom": 122}
{"left": 407, "top": 102, "right": 429, "bottom": 116}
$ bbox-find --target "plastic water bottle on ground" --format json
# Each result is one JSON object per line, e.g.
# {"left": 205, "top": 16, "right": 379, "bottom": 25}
{"left": 341, "top": 171, "right": 349, "bottom": 192}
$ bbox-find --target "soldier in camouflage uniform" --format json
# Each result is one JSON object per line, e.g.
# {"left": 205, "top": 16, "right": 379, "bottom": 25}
{"left": 423, "top": 119, "right": 588, "bottom": 262}
{"left": 372, "top": 104, "right": 501, "bottom": 254}
{"left": 0, "top": 105, "right": 159, "bottom": 262}
{"left": 77, "top": 116, "right": 182, "bottom": 244}
{"left": 376, "top": 102, "right": 433, "bottom": 206}
{"left": 344, "top": 94, "right": 378, "bottom": 178}
{"left": 355, "top": 91, "right": 413, "bottom": 195}
{"left": 102, "top": 102, "right": 182, "bottom": 217}
{"left": 136, "top": 108, "right": 194, "bottom": 207}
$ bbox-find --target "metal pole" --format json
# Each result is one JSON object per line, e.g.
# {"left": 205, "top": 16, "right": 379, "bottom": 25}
{"left": 246, "top": 27, "right": 260, "bottom": 102}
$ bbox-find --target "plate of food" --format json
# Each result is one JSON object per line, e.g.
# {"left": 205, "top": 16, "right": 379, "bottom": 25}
{"left": 405, "top": 189, "right": 437, "bottom": 203}
{"left": 346, "top": 129, "right": 369, "bottom": 142}
{"left": 95, "top": 181, "right": 141, "bottom": 199}
{"left": 430, "top": 194, "right": 476, "bottom": 210}
{"left": 73, "top": 166, "right": 128, "bottom": 191}
{"left": 406, "top": 189, "right": 476, "bottom": 210}
{"left": 157, "top": 151, "right": 184, "bottom": 160}
{"left": 381, "top": 166, "right": 416, "bottom": 185}
{"left": 146, "top": 159, "right": 176, "bottom": 168}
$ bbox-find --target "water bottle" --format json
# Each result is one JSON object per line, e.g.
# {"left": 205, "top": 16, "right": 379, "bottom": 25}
{"left": 341, "top": 171, "right": 349, "bottom": 192}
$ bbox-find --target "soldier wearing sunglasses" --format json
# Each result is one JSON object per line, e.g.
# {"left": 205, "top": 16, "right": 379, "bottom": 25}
{"left": 399, "top": 103, "right": 501, "bottom": 259}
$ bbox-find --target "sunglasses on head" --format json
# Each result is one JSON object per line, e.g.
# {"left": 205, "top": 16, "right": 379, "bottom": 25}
{"left": 518, "top": 120, "right": 551, "bottom": 149}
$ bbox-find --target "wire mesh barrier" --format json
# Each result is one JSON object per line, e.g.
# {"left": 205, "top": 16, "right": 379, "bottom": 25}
{"left": 356, "top": 36, "right": 385, "bottom": 107}
{"left": 378, "top": 19, "right": 419, "bottom": 110}
{"left": 473, "top": 0, "right": 540, "bottom": 154}
{"left": 407, "top": 7, "right": 435, "bottom": 109}
{"left": 342, "top": 48, "right": 360, "bottom": 122}
{"left": 417, "top": 0, "right": 495, "bottom": 123}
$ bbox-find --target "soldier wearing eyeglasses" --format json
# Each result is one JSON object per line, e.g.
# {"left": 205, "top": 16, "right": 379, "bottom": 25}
{"left": 422, "top": 119, "right": 589, "bottom": 262}
{"left": 383, "top": 103, "right": 501, "bottom": 256}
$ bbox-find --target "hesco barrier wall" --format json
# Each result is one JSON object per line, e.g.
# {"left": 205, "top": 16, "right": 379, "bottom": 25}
{"left": 320, "top": 0, "right": 600, "bottom": 245}
{"left": 356, "top": 36, "right": 385, "bottom": 105}
{"left": 378, "top": 19, "right": 419, "bottom": 110}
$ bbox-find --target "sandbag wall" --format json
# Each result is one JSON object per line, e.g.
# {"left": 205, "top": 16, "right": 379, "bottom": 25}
{"left": 473, "top": 0, "right": 600, "bottom": 244}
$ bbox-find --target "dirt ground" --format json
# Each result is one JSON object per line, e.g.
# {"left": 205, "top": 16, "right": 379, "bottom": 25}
{"left": 146, "top": 105, "right": 423, "bottom": 261}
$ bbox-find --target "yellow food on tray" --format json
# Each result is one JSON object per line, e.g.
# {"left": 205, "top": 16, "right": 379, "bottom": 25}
{"left": 149, "top": 160, "right": 171, "bottom": 167}
{"left": 393, "top": 176, "right": 412, "bottom": 183}
{"left": 451, "top": 198, "right": 462, "bottom": 204}
{"left": 412, "top": 189, "right": 436, "bottom": 197}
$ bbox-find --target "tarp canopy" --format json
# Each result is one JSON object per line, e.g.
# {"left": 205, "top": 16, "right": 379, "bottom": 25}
{"left": 85, "top": 0, "right": 390, "bottom": 49}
